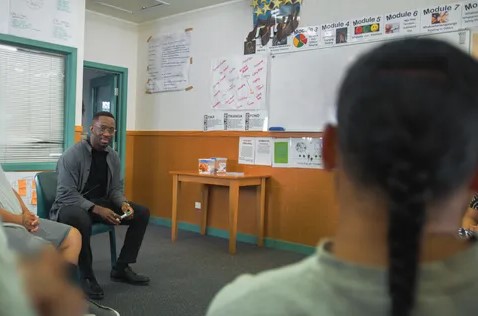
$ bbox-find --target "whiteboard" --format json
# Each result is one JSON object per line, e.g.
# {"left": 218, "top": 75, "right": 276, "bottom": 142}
{"left": 268, "top": 30, "right": 471, "bottom": 132}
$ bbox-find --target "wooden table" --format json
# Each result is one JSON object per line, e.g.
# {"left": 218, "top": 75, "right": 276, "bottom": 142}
{"left": 170, "top": 171, "right": 270, "bottom": 254}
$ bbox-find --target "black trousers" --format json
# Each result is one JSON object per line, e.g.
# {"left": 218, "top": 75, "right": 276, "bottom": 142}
{"left": 57, "top": 199, "right": 150, "bottom": 279}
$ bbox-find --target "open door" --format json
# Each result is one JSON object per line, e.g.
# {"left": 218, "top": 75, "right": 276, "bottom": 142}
{"left": 91, "top": 74, "right": 119, "bottom": 150}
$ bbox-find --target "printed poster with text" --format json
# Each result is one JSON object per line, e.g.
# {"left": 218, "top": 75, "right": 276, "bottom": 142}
{"left": 420, "top": 3, "right": 462, "bottom": 33}
{"left": 203, "top": 112, "right": 225, "bottom": 131}
{"left": 320, "top": 19, "right": 352, "bottom": 47}
{"left": 462, "top": 1, "right": 478, "bottom": 27}
{"left": 211, "top": 55, "right": 267, "bottom": 110}
{"left": 383, "top": 9, "right": 420, "bottom": 36}
{"left": 267, "top": 26, "right": 320, "bottom": 54}
{"left": 350, "top": 15, "right": 384, "bottom": 43}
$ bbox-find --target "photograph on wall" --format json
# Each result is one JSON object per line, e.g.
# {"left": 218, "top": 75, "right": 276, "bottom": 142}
{"left": 246, "top": 0, "right": 302, "bottom": 54}
{"left": 420, "top": 3, "right": 462, "bottom": 33}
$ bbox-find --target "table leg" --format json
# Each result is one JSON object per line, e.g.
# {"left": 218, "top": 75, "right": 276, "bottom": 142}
{"left": 200, "top": 184, "right": 209, "bottom": 235}
{"left": 257, "top": 178, "right": 266, "bottom": 247}
{"left": 229, "top": 181, "right": 239, "bottom": 254}
{"left": 171, "top": 174, "right": 179, "bottom": 242}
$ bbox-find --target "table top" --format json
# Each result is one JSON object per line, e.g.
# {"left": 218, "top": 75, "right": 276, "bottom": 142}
{"left": 170, "top": 171, "right": 271, "bottom": 179}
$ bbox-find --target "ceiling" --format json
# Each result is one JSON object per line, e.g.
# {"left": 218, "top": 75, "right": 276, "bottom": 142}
{"left": 85, "top": 0, "right": 239, "bottom": 23}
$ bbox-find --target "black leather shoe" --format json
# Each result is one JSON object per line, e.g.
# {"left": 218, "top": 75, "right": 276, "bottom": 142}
{"left": 110, "top": 266, "right": 150, "bottom": 285}
{"left": 81, "top": 277, "right": 104, "bottom": 300}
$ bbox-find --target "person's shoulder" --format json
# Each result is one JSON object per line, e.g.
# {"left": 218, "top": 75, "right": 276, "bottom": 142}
{"left": 207, "top": 256, "right": 318, "bottom": 316}
{"left": 62, "top": 141, "right": 86, "bottom": 157}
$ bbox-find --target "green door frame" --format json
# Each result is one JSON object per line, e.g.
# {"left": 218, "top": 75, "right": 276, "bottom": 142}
{"left": 83, "top": 61, "right": 128, "bottom": 177}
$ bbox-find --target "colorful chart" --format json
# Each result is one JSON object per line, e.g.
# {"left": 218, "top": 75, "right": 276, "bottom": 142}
{"left": 293, "top": 33, "right": 308, "bottom": 48}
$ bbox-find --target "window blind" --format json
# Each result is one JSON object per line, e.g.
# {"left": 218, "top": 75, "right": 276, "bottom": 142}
{"left": 0, "top": 44, "right": 65, "bottom": 163}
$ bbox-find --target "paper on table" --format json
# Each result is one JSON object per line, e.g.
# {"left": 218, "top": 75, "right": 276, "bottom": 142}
{"left": 254, "top": 137, "right": 272, "bottom": 166}
{"left": 239, "top": 137, "right": 255, "bottom": 164}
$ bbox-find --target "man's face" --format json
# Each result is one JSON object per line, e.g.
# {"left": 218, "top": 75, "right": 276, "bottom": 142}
{"left": 89, "top": 116, "right": 115, "bottom": 150}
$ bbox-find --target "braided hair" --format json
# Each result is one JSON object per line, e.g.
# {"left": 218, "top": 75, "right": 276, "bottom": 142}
{"left": 336, "top": 38, "right": 478, "bottom": 316}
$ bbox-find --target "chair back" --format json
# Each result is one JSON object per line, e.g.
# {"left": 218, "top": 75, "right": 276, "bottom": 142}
{"left": 34, "top": 171, "right": 58, "bottom": 219}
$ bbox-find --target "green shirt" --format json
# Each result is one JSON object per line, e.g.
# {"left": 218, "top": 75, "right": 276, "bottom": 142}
{"left": 208, "top": 240, "right": 478, "bottom": 316}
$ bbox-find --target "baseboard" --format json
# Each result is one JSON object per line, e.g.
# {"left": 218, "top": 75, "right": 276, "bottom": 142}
{"left": 149, "top": 216, "right": 315, "bottom": 255}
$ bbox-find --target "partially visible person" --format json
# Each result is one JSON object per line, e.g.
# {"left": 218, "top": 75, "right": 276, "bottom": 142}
{"left": 4, "top": 220, "right": 120, "bottom": 316}
{"left": 207, "top": 38, "right": 478, "bottom": 316}
{"left": 51, "top": 111, "right": 150, "bottom": 300}
{"left": 461, "top": 193, "right": 478, "bottom": 230}
{"left": 0, "top": 164, "right": 81, "bottom": 280}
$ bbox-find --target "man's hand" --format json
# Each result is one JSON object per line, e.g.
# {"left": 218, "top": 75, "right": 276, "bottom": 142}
{"left": 22, "top": 212, "right": 39, "bottom": 232}
{"left": 121, "top": 202, "right": 134, "bottom": 220}
{"left": 92, "top": 205, "right": 121, "bottom": 225}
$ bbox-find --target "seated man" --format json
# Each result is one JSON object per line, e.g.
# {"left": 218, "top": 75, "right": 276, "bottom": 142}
{"left": 51, "top": 111, "right": 150, "bottom": 300}
{"left": 0, "top": 164, "right": 81, "bottom": 276}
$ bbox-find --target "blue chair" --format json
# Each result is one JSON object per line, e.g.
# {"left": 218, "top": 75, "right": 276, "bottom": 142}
{"left": 35, "top": 171, "right": 117, "bottom": 268}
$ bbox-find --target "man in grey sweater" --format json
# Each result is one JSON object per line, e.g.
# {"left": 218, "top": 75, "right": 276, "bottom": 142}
{"left": 52, "top": 111, "right": 150, "bottom": 300}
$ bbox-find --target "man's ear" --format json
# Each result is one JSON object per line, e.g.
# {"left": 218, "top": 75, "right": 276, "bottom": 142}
{"left": 89, "top": 125, "right": 94, "bottom": 134}
{"left": 469, "top": 170, "right": 478, "bottom": 192}
{"left": 323, "top": 124, "right": 337, "bottom": 171}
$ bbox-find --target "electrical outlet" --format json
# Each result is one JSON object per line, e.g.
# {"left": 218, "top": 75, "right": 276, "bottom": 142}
{"left": 195, "top": 202, "right": 201, "bottom": 209}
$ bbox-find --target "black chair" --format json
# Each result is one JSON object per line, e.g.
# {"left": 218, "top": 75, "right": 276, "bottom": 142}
{"left": 35, "top": 171, "right": 117, "bottom": 268}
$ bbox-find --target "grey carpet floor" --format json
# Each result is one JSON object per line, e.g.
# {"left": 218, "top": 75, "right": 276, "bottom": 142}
{"left": 90, "top": 224, "right": 307, "bottom": 316}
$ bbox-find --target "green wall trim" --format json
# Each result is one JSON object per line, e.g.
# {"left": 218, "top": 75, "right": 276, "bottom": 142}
{"left": 83, "top": 61, "right": 128, "bottom": 177}
{"left": 1, "top": 163, "right": 56, "bottom": 172}
{"left": 149, "top": 216, "right": 315, "bottom": 255}
{"left": 0, "top": 34, "right": 76, "bottom": 171}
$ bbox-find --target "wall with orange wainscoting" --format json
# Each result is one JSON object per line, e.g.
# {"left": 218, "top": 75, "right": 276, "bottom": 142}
{"left": 124, "top": 130, "right": 339, "bottom": 246}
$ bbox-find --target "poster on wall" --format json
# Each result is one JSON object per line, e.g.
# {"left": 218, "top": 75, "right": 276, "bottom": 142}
{"left": 146, "top": 30, "right": 192, "bottom": 93}
{"left": 211, "top": 55, "right": 267, "bottom": 110}
{"left": 320, "top": 20, "right": 351, "bottom": 47}
{"left": 245, "top": 0, "right": 302, "bottom": 54}
{"left": 9, "top": 0, "right": 80, "bottom": 46}
{"left": 461, "top": 1, "right": 478, "bottom": 27}
{"left": 224, "top": 112, "right": 246, "bottom": 131}
{"left": 245, "top": 110, "right": 268, "bottom": 131}
{"left": 383, "top": 9, "right": 420, "bottom": 36}
{"left": 420, "top": 3, "right": 462, "bottom": 33}
{"left": 203, "top": 112, "right": 225, "bottom": 131}
{"left": 350, "top": 15, "right": 384, "bottom": 42}
{"left": 266, "top": 25, "right": 320, "bottom": 54}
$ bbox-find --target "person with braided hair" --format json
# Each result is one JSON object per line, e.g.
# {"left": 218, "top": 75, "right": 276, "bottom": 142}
{"left": 207, "top": 38, "right": 478, "bottom": 316}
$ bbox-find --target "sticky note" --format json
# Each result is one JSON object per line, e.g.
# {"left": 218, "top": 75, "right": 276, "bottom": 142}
{"left": 30, "top": 190, "right": 37, "bottom": 205}
{"left": 18, "top": 179, "right": 27, "bottom": 196}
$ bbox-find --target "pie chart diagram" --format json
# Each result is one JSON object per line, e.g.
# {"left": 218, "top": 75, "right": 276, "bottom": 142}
{"left": 293, "top": 34, "right": 308, "bottom": 48}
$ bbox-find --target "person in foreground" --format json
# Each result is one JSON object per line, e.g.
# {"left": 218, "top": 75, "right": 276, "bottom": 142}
{"left": 207, "top": 38, "right": 478, "bottom": 316}
{"left": 51, "top": 111, "right": 150, "bottom": 300}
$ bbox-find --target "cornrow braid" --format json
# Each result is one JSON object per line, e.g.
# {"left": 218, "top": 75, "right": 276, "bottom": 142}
{"left": 386, "top": 163, "right": 431, "bottom": 316}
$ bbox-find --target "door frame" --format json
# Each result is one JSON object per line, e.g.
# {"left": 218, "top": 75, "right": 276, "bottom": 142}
{"left": 83, "top": 61, "right": 128, "bottom": 177}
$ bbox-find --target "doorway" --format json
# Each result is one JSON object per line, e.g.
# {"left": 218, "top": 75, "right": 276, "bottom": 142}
{"left": 83, "top": 61, "right": 128, "bottom": 176}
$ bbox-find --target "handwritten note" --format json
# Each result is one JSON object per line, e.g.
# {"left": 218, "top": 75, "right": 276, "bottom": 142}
{"left": 146, "top": 31, "right": 192, "bottom": 93}
{"left": 211, "top": 55, "right": 268, "bottom": 110}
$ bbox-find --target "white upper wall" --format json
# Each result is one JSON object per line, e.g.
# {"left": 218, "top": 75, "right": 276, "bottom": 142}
{"left": 84, "top": 11, "right": 139, "bottom": 130}
{"left": 134, "top": 0, "right": 457, "bottom": 130}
